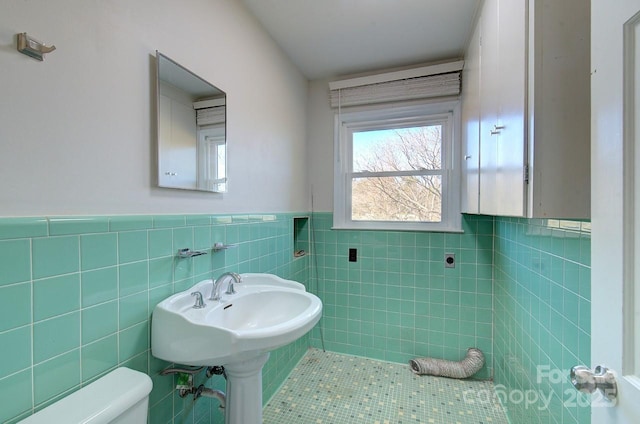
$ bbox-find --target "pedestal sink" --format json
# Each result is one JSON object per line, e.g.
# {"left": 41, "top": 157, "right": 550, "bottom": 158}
{"left": 151, "top": 273, "right": 322, "bottom": 424}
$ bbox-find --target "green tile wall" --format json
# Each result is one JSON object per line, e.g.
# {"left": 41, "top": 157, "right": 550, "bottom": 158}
{"left": 0, "top": 211, "right": 593, "bottom": 424}
{"left": 308, "top": 213, "right": 495, "bottom": 379}
{"left": 0, "top": 213, "right": 309, "bottom": 424}
{"left": 493, "top": 217, "right": 591, "bottom": 424}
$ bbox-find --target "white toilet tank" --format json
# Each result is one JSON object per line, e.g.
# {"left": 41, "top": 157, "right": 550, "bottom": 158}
{"left": 19, "top": 367, "right": 153, "bottom": 424}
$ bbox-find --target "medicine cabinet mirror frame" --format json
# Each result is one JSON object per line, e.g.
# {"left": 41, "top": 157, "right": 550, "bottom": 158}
{"left": 156, "top": 51, "right": 227, "bottom": 192}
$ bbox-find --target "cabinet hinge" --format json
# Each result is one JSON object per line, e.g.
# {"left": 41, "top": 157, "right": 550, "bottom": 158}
{"left": 524, "top": 164, "right": 530, "bottom": 184}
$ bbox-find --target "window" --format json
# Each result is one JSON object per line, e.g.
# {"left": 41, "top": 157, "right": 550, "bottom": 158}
{"left": 333, "top": 101, "right": 461, "bottom": 232}
{"left": 197, "top": 126, "right": 227, "bottom": 192}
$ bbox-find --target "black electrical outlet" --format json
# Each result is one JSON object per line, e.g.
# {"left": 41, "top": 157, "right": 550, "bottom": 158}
{"left": 348, "top": 248, "right": 357, "bottom": 262}
{"left": 445, "top": 253, "right": 455, "bottom": 268}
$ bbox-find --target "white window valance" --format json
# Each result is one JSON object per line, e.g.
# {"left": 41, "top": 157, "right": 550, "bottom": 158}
{"left": 329, "top": 72, "right": 461, "bottom": 108}
{"left": 195, "top": 106, "right": 225, "bottom": 126}
{"left": 328, "top": 60, "right": 463, "bottom": 108}
{"left": 193, "top": 98, "right": 226, "bottom": 126}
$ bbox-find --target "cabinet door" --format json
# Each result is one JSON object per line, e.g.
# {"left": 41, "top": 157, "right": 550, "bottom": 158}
{"left": 460, "top": 15, "right": 481, "bottom": 214}
{"left": 478, "top": 0, "right": 499, "bottom": 216}
{"left": 494, "top": 0, "right": 526, "bottom": 216}
{"left": 158, "top": 93, "right": 198, "bottom": 189}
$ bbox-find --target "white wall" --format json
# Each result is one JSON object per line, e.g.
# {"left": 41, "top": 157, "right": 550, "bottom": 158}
{"left": 306, "top": 78, "right": 335, "bottom": 212}
{"left": 0, "top": 0, "right": 308, "bottom": 216}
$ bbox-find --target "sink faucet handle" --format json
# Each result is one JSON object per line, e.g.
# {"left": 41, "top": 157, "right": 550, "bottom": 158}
{"left": 191, "top": 291, "right": 206, "bottom": 309}
{"left": 225, "top": 273, "right": 241, "bottom": 295}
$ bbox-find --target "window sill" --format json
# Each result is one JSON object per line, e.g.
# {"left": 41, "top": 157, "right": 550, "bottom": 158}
{"left": 331, "top": 223, "right": 463, "bottom": 233}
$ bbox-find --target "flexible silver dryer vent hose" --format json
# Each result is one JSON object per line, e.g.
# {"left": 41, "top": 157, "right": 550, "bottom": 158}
{"left": 409, "top": 348, "right": 485, "bottom": 379}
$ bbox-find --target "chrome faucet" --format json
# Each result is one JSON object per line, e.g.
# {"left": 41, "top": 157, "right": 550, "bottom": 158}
{"left": 209, "top": 272, "right": 242, "bottom": 301}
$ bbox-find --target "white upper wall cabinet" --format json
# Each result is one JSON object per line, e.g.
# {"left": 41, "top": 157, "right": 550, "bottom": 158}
{"left": 461, "top": 0, "right": 590, "bottom": 219}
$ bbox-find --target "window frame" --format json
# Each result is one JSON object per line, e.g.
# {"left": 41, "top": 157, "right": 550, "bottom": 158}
{"left": 333, "top": 100, "right": 462, "bottom": 232}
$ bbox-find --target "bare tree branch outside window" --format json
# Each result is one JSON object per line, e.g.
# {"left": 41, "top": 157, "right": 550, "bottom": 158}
{"left": 352, "top": 125, "right": 442, "bottom": 222}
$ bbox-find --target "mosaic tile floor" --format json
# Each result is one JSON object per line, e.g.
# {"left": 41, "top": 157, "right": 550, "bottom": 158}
{"left": 263, "top": 349, "right": 509, "bottom": 424}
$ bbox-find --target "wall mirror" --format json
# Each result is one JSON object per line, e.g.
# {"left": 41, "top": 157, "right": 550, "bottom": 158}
{"left": 156, "top": 51, "right": 227, "bottom": 192}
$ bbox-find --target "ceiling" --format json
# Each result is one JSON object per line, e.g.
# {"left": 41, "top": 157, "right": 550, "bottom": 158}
{"left": 241, "top": 0, "right": 481, "bottom": 80}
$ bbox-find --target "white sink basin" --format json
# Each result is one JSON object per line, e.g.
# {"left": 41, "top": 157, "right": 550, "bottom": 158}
{"left": 151, "top": 273, "right": 322, "bottom": 366}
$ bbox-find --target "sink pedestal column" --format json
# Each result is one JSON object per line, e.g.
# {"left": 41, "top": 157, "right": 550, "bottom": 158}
{"left": 223, "top": 353, "right": 270, "bottom": 424}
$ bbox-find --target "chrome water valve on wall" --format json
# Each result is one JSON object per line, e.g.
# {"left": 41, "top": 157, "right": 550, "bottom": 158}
{"left": 570, "top": 365, "right": 618, "bottom": 401}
